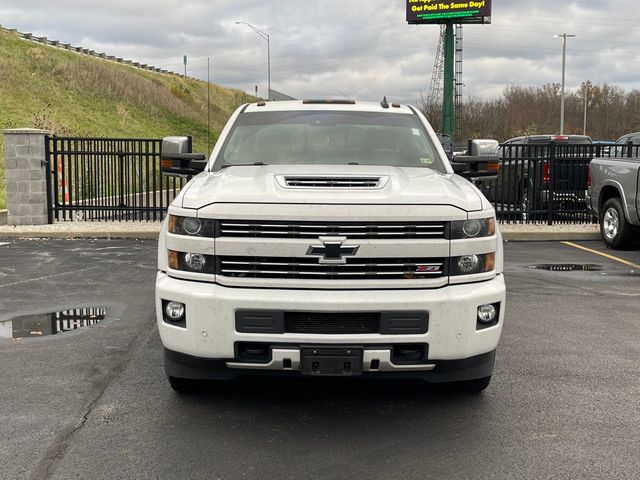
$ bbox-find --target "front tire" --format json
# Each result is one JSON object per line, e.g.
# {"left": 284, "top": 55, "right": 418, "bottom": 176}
{"left": 446, "top": 375, "right": 492, "bottom": 393}
{"left": 168, "top": 376, "right": 200, "bottom": 394}
{"left": 601, "top": 198, "right": 633, "bottom": 249}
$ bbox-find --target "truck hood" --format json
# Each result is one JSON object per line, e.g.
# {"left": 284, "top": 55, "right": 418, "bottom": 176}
{"left": 179, "top": 165, "right": 484, "bottom": 212}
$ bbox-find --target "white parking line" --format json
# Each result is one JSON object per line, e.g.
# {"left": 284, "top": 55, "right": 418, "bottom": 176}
{"left": 0, "top": 242, "right": 9, "bottom": 247}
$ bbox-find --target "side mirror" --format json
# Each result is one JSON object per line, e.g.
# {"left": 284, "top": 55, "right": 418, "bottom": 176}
{"left": 451, "top": 139, "right": 501, "bottom": 181}
{"left": 160, "top": 136, "right": 207, "bottom": 177}
{"left": 468, "top": 139, "right": 500, "bottom": 157}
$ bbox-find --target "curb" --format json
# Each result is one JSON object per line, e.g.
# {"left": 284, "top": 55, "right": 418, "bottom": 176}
{"left": 0, "top": 230, "right": 601, "bottom": 242}
{"left": 0, "top": 230, "right": 160, "bottom": 240}
{"left": 502, "top": 231, "right": 601, "bottom": 242}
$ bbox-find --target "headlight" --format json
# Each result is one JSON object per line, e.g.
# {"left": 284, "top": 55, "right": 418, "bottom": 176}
{"left": 168, "top": 215, "right": 216, "bottom": 237}
{"left": 449, "top": 218, "right": 495, "bottom": 239}
{"left": 168, "top": 250, "right": 216, "bottom": 274}
{"left": 450, "top": 253, "right": 495, "bottom": 276}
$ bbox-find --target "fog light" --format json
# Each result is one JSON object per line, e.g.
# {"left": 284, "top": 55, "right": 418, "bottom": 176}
{"left": 457, "top": 254, "right": 480, "bottom": 274}
{"left": 477, "top": 304, "right": 497, "bottom": 324}
{"left": 165, "top": 301, "right": 185, "bottom": 321}
{"left": 184, "top": 252, "right": 206, "bottom": 271}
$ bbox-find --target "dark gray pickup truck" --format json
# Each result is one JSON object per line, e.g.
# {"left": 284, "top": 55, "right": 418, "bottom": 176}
{"left": 588, "top": 148, "right": 640, "bottom": 248}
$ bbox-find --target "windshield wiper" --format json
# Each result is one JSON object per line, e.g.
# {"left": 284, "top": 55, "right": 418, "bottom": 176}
{"left": 219, "top": 162, "right": 267, "bottom": 169}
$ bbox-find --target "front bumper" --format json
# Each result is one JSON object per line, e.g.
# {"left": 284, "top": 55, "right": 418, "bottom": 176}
{"left": 164, "top": 348, "right": 497, "bottom": 383}
{"left": 156, "top": 273, "right": 505, "bottom": 378}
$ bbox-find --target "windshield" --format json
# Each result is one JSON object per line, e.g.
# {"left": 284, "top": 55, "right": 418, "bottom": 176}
{"left": 215, "top": 111, "right": 446, "bottom": 172}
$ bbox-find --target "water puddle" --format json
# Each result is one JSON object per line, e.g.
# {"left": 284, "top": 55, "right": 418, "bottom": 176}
{"left": 0, "top": 307, "right": 108, "bottom": 339}
{"left": 529, "top": 264, "right": 603, "bottom": 272}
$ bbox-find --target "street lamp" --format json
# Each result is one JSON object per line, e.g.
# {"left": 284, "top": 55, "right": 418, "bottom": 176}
{"left": 236, "top": 21, "right": 270, "bottom": 101}
{"left": 583, "top": 82, "right": 591, "bottom": 136}
{"left": 554, "top": 33, "right": 576, "bottom": 135}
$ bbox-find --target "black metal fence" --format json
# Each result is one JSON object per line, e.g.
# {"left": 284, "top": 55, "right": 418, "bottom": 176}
{"left": 43, "top": 136, "right": 636, "bottom": 225}
{"left": 475, "top": 142, "right": 639, "bottom": 224}
{"left": 45, "top": 136, "right": 186, "bottom": 222}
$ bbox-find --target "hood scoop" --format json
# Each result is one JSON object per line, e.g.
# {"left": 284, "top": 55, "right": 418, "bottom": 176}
{"left": 278, "top": 175, "right": 388, "bottom": 189}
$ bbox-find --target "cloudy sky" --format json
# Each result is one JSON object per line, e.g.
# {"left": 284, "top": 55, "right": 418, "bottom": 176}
{"left": 1, "top": 1, "right": 638, "bottom": 103}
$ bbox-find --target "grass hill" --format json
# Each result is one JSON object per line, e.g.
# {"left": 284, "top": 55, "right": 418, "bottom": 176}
{"left": 0, "top": 29, "right": 255, "bottom": 210}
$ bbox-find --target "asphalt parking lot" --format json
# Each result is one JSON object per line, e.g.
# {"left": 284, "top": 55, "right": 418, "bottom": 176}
{"left": 0, "top": 238, "right": 639, "bottom": 480}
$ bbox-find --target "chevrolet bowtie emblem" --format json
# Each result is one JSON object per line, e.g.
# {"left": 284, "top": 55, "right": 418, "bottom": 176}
{"left": 306, "top": 236, "right": 360, "bottom": 264}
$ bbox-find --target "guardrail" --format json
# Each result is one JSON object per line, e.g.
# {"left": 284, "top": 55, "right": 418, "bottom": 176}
{"left": 0, "top": 25, "right": 195, "bottom": 81}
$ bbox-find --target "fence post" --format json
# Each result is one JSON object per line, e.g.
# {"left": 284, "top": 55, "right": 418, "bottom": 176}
{"left": 44, "top": 136, "right": 54, "bottom": 224}
{"left": 2, "top": 128, "right": 51, "bottom": 225}
{"left": 547, "top": 141, "right": 556, "bottom": 226}
{"left": 118, "top": 153, "right": 126, "bottom": 208}
{"left": 627, "top": 140, "right": 633, "bottom": 158}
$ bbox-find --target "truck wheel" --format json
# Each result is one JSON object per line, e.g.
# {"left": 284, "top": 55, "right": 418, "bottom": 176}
{"left": 168, "top": 376, "right": 200, "bottom": 394}
{"left": 601, "top": 198, "right": 633, "bottom": 249}
{"left": 446, "top": 375, "right": 492, "bottom": 393}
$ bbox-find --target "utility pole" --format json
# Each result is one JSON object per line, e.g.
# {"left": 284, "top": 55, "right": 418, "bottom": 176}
{"left": 442, "top": 21, "right": 455, "bottom": 141}
{"left": 583, "top": 84, "right": 589, "bottom": 136}
{"left": 555, "top": 33, "right": 575, "bottom": 135}
{"left": 207, "top": 57, "right": 211, "bottom": 153}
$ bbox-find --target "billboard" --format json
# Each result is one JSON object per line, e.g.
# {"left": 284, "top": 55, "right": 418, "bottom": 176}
{"left": 406, "top": 0, "right": 492, "bottom": 24}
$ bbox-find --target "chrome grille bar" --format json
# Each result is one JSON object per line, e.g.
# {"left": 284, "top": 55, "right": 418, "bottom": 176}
{"left": 218, "top": 221, "right": 447, "bottom": 239}
{"left": 218, "top": 257, "right": 446, "bottom": 280}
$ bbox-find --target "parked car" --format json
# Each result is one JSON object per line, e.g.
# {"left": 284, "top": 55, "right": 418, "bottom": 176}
{"left": 478, "top": 135, "right": 593, "bottom": 218}
{"left": 588, "top": 145, "right": 640, "bottom": 248}
{"left": 156, "top": 99, "right": 506, "bottom": 393}
{"left": 612, "top": 132, "right": 640, "bottom": 157}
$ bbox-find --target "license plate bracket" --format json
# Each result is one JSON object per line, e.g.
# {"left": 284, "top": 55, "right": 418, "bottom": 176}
{"left": 300, "top": 346, "right": 364, "bottom": 376}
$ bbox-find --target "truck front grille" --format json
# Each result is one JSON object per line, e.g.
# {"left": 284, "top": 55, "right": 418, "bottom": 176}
{"left": 218, "top": 221, "right": 447, "bottom": 239}
{"left": 218, "top": 256, "right": 445, "bottom": 280}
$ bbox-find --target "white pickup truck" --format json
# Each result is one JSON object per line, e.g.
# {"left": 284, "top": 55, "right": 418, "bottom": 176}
{"left": 156, "top": 100, "right": 506, "bottom": 393}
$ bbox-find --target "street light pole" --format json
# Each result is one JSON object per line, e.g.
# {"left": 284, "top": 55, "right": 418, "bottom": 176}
{"left": 583, "top": 85, "right": 589, "bottom": 136}
{"left": 236, "top": 22, "right": 270, "bottom": 101}
{"left": 555, "top": 33, "right": 575, "bottom": 135}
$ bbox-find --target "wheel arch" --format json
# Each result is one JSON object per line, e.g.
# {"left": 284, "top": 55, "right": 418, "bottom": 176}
{"left": 599, "top": 181, "right": 631, "bottom": 222}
